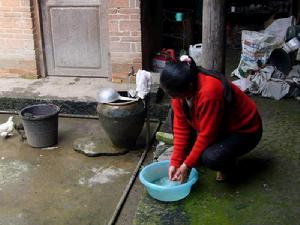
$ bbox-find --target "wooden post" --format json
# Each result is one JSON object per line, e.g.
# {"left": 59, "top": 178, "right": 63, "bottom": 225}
{"left": 201, "top": 0, "right": 226, "bottom": 73}
{"left": 31, "top": 0, "right": 46, "bottom": 78}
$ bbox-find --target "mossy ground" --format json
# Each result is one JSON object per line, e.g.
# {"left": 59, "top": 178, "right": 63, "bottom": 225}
{"left": 135, "top": 97, "right": 300, "bottom": 225}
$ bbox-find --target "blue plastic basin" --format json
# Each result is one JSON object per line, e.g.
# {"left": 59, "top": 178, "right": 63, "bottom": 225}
{"left": 139, "top": 160, "right": 198, "bottom": 202}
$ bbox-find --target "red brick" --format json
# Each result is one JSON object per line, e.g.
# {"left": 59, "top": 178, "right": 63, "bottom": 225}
{"left": 23, "top": 39, "right": 34, "bottom": 49}
{"left": 109, "top": 0, "right": 129, "bottom": 8}
{"left": 131, "top": 31, "right": 141, "bottom": 36}
{"left": 108, "top": 20, "right": 119, "bottom": 32}
{"left": 0, "top": 33, "right": 28, "bottom": 39}
{"left": 21, "top": 50, "right": 35, "bottom": 56}
{"left": 112, "top": 63, "right": 128, "bottom": 73}
{"left": 6, "top": 38, "right": 24, "bottom": 49}
{"left": 14, "top": 7, "right": 30, "bottom": 13}
{"left": 110, "top": 42, "right": 131, "bottom": 52}
{"left": 130, "top": 43, "right": 135, "bottom": 52}
{"left": 111, "top": 53, "right": 141, "bottom": 64}
{"left": 119, "top": 20, "right": 140, "bottom": 32}
{"left": 3, "top": 12, "right": 22, "bottom": 17}
{"left": 111, "top": 56, "right": 132, "bottom": 64}
{"left": 130, "top": 14, "right": 140, "bottom": 20}
{"left": 118, "top": 8, "right": 139, "bottom": 14}
{"left": 21, "top": 12, "right": 32, "bottom": 18}
{"left": 120, "top": 36, "right": 140, "bottom": 42}
{"left": 135, "top": 42, "right": 141, "bottom": 52}
{"left": 132, "top": 57, "right": 142, "bottom": 63}
{"left": 22, "top": 28, "right": 33, "bottom": 34}
{"left": 109, "top": 14, "right": 130, "bottom": 20}
{"left": 1, "top": 0, "right": 19, "bottom": 7}
{"left": 0, "top": 7, "right": 12, "bottom": 12}
{"left": 112, "top": 63, "right": 141, "bottom": 78}
{"left": 111, "top": 52, "right": 141, "bottom": 58}
{"left": 129, "top": 0, "right": 134, "bottom": 8}
{"left": 135, "top": 0, "right": 140, "bottom": 8}
{"left": 129, "top": 0, "right": 139, "bottom": 8}
{"left": 108, "top": 8, "right": 119, "bottom": 14}
{"left": 0, "top": 33, "right": 14, "bottom": 38}
{"left": 110, "top": 36, "right": 120, "bottom": 41}
{"left": 19, "top": 33, "right": 33, "bottom": 39}
{"left": 0, "top": 39, "right": 6, "bottom": 48}
{"left": 111, "top": 72, "right": 126, "bottom": 79}
{"left": 0, "top": 17, "right": 13, "bottom": 28}
{"left": 13, "top": 18, "right": 32, "bottom": 29}
{"left": 109, "top": 31, "right": 131, "bottom": 36}
{"left": 0, "top": 28, "right": 23, "bottom": 33}
{"left": 130, "top": 42, "right": 141, "bottom": 52}
{"left": 20, "top": 0, "right": 30, "bottom": 7}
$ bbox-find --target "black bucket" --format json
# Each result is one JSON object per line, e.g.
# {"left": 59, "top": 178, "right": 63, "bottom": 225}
{"left": 20, "top": 104, "right": 60, "bottom": 148}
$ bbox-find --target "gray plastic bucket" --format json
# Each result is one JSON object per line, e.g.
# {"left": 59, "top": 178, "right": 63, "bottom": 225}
{"left": 20, "top": 104, "right": 60, "bottom": 148}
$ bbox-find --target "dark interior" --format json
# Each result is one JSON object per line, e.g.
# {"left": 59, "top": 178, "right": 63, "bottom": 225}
{"left": 141, "top": 0, "right": 299, "bottom": 72}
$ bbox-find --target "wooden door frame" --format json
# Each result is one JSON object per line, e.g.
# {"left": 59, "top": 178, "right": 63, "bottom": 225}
{"left": 31, "top": 0, "right": 46, "bottom": 78}
{"left": 30, "top": 0, "right": 112, "bottom": 79}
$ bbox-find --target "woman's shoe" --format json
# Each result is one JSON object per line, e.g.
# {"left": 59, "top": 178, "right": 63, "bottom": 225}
{"left": 216, "top": 171, "right": 227, "bottom": 182}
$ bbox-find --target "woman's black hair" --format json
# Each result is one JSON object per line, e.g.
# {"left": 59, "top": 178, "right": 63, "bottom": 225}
{"left": 160, "top": 58, "right": 198, "bottom": 95}
{"left": 160, "top": 56, "right": 232, "bottom": 102}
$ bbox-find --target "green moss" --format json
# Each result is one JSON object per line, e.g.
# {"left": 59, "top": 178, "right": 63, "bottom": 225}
{"left": 135, "top": 97, "right": 300, "bottom": 225}
{"left": 183, "top": 98, "right": 300, "bottom": 225}
{"left": 134, "top": 193, "right": 190, "bottom": 225}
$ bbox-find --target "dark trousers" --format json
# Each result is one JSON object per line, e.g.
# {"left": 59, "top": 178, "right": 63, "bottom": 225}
{"left": 198, "top": 130, "right": 262, "bottom": 171}
{"left": 168, "top": 108, "right": 262, "bottom": 171}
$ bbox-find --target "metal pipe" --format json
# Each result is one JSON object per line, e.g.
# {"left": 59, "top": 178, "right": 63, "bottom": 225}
{"left": 0, "top": 110, "right": 19, "bottom": 115}
{"left": 0, "top": 110, "right": 159, "bottom": 123}
{"left": 107, "top": 119, "right": 161, "bottom": 225}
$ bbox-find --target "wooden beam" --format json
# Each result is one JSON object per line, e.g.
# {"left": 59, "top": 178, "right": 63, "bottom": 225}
{"left": 201, "top": 0, "right": 226, "bottom": 73}
{"left": 31, "top": 0, "right": 46, "bottom": 78}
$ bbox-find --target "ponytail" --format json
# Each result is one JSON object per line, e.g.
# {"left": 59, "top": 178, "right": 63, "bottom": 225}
{"left": 180, "top": 55, "right": 232, "bottom": 102}
{"left": 160, "top": 55, "right": 198, "bottom": 95}
{"left": 160, "top": 55, "right": 232, "bottom": 102}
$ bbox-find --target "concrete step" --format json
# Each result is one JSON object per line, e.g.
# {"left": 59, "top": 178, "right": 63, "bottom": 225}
{"left": 0, "top": 76, "right": 170, "bottom": 120}
{"left": 0, "top": 93, "right": 170, "bottom": 120}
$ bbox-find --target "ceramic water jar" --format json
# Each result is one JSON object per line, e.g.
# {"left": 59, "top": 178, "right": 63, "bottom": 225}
{"left": 97, "top": 94, "right": 145, "bottom": 148}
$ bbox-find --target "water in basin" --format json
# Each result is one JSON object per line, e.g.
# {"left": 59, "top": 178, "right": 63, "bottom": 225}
{"left": 152, "top": 176, "right": 181, "bottom": 187}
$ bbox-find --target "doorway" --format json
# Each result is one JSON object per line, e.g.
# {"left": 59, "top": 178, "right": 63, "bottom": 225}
{"left": 40, "top": 0, "right": 110, "bottom": 77}
{"left": 141, "top": 0, "right": 203, "bottom": 71}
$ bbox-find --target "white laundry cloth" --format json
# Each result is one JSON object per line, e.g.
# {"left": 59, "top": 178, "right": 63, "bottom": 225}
{"left": 136, "top": 69, "right": 151, "bottom": 99}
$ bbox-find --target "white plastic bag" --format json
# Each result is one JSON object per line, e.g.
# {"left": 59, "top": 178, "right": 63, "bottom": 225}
{"left": 263, "top": 16, "right": 294, "bottom": 44}
{"left": 232, "top": 30, "right": 280, "bottom": 78}
{"left": 232, "top": 17, "right": 294, "bottom": 78}
{"left": 189, "top": 44, "right": 202, "bottom": 66}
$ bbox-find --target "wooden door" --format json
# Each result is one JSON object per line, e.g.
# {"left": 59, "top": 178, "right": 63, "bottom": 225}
{"left": 41, "top": 0, "right": 110, "bottom": 77}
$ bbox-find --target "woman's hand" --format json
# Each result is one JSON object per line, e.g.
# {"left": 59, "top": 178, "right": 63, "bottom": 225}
{"left": 174, "top": 163, "right": 191, "bottom": 184}
{"left": 169, "top": 165, "right": 178, "bottom": 181}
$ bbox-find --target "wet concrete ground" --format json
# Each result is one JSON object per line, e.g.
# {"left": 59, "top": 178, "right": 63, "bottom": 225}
{"left": 0, "top": 114, "right": 157, "bottom": 225}
{"left": 134, "top": 97, "right": 300, "bottom": 225}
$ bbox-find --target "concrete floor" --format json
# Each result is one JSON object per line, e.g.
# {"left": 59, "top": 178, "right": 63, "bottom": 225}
{"left": 0, "top": 114, "right": 158, "bottom": 225}
{"left": 0, "top": 77, "right": 127, "bottom": 102}
{"left": 1, "top": 49, "right": 299, "bottom": 224}
{"left": 0, "top": 74, "right": 160, "bottom": 102}
{"left": 134, "top": 97, "right": 300, "bottom": 225}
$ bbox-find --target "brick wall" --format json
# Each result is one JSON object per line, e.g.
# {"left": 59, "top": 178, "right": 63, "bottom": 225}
{"left": 108, "top": 0, "right": 142, "bottom": 79}
{"left": 0, "top": 0, "right": 37, "bottom": 78}
{"left": 0, "top": 0, "right": 142, "bottom": 79}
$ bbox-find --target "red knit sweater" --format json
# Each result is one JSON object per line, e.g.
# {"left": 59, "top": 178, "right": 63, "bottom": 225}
{"left": 171, "top": 72, "right": 262, "bottom": 168}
